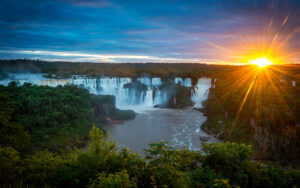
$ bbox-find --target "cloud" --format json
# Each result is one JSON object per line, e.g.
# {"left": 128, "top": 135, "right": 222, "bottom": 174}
{"left": 0, "top": 49, "right": 213, "bottom": 63}
{"left": 0, "top": 0, "right": 299, "bottom": 63}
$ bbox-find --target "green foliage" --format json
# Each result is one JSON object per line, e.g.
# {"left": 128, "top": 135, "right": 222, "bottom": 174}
{"left": 202, "top": 142, "right": 252, "bottom": 186}
{"left": 88, "top": 125, "right": 118, "bottom": 156}
{"left": 142, "top": 142, "right": 193, "bottom": 188}
{"left": 202, "top": 68, "right": 300, "bottom": 160}
{"left": 0, "top": 146, "right": 23, "bottom": 185}
{"left": 0, "top": 68, "right": 299, "bottom": 187}
{"left": 212, "top": 179, "right": 239, "bottom": 188}
{"left": 254, "top": 163, "right": 300, "bottom": 188}
{"left": 192, "top": 166, "right": 224, "bottom": 188}
{"left": 89, "top": 170, "right": 134, "bottom": 188}
{"left": 0, "top": 83, "right": 96, "bottom": 151}
{"left": 0, "top": 90, "right": 30, "bottom": 151}
{"left": 193, "top": 169, "right": 236, "bottom": 188}
{"left": 24, "top": 150, "right": 64, "bottom": 186}
{"left": 286, "top": 169, "right": 300, "bottom": 188}
{"left": 0, "top": 59, "right": 228, "bottom": 78}
{"left": 20, "top": 126, "right": 132, "bottom": 187}
{"left": 1, "top": 128, "right": 299, "bottom": 188}
{"left": 202, "top": 115, "right": 253, "bottom": 144}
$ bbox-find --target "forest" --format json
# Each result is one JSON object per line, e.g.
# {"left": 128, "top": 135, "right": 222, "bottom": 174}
{"left": 0, "top": 82, "right": 135, "bottom": 152}
{"left": 0, "top": 82, "right": 299, "bottom": 187}
{"left": 202, "top": 66, "right": 300, "bottom": 163}
{"left": 1, "top": 0, "right": 300, "bottom": 186}
{"left": 0, "top": 59, "right": 243, "bottom": 79}
{"left": 1, "top": 60, "right": 300, "bottom": 187}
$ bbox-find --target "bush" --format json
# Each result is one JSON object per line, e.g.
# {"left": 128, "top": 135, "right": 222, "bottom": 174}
{"left": 192, "top": 166, "right": 224, "bottom": 187}
{"left": 0, "top": 146, "right": 23, "bottom": 185}
{"left": 202, "top": 142, "right": 252, "bottom": 186}
{"left": 89, "top": 170, "right": 134, "bottom": 188}
{"left": 142, "top": 142, "right": 192, "bottom": 188}
{"left": 254, "top": 163, "right": 300, "bottom": 188}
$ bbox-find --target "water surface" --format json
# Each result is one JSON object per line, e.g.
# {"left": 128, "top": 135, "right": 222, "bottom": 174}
{"left": 0, "top": 73, "right": 218, "bottom": 155}
{"left": 103, "top": 107, "right": 218, "bottom": 156}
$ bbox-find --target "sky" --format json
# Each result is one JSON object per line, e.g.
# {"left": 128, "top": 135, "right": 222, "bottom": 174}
{"left": 0, "top": 0, "right": 300, "bottom": 64}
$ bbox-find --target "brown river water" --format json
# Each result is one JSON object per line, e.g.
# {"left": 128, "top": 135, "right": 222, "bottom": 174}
{"left": 103, "top": 106, "right": 219, "bottom": 156}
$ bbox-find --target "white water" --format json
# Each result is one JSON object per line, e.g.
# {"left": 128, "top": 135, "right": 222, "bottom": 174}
{"left": 0, "top": 73, "right": 217, "bottom": 154}
{"left": 0, "top": 73, "right": 211, "bottom": 111}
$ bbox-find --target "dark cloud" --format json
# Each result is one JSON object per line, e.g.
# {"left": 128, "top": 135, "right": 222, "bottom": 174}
{"left": 0, "top": 0, "right": 299, "bottom": 63}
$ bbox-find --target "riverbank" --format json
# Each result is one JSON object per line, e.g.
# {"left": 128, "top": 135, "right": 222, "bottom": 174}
{"left": 200, "top": 74, "right": 300, "bottom": 167}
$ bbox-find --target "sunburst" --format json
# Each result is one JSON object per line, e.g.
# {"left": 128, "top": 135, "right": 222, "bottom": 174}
{"left": 250, "top": 57, "right": 272, "bottom": 67}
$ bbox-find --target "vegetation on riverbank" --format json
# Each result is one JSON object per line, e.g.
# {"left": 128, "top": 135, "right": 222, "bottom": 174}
{"left": 201, "top": 66, "right": 300, "bottom": 163}
{"left": 92, "top": 95, "right": 136, "bottom": 124}
{"left": 0, "top": 83, "right": 135, "bottom": 153}
{"left": 157, "top": 82, "right": 194, "bottom": 108}
{"left": 1, "top": 126, "right": 299, "bottom": 187}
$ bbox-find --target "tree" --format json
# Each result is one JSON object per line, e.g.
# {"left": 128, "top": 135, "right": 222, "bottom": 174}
{"left": 89, "top": 170, "right": 134, "bottom": 188}
{"left": 142, "top": 142, "right": 191, "bottom": 188}
{"left": 202, "top": 142, "right": 252, "bottom": 187}
{"left": 0, "top": 146, "right": 23, "bottom": 185}
{"left": 0, "top": 90, "right": 29, "bottom": 151}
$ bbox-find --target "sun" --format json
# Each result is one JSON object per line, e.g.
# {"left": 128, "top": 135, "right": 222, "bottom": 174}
{"left": 250, "top": 57, "right": 272, "bottom": 67}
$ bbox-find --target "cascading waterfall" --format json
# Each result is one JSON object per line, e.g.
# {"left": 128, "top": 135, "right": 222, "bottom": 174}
{"left": 0, "top": 73, "right": 211, "bottom": 109}
{"left": 191, "top": 78, "right": 211, "bottom": 108}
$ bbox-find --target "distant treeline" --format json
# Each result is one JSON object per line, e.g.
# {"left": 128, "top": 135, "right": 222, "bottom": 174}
{"left": 1, "top": 59, "right": 300, "bottom": 82}
{"left": 0, "top": 59, "right": 256, "bottom": 79}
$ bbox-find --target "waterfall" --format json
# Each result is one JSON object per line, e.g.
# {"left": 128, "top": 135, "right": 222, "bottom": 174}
{"left": 151, "top": 77, "right": 162, "bottom": 86}
{"left": 0, "top": 73, "right": 212, "bottom": 110}
{"left": 192, "top": 78, "right": 212, "bottom": 109}
{"left": 184, "top": 78, "right": 192, "bottom": 87}
{"left": 175, "top": 78, "right": 183, "bottom": 84}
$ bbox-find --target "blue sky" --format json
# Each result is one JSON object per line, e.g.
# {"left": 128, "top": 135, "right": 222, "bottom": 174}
{"left": 0, "top": 0, "right": 299, "bottom": 64}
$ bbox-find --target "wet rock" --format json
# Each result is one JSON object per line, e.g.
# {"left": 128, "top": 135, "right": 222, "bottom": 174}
{"left": 200, "top": 135, "right": 209, "bottom": 142}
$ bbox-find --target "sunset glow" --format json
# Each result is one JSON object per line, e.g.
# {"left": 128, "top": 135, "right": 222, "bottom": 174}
{"left": 0, "top": 1, "right": 299, "bottom": 64}
{"left": 250, "top": 57, "right": 272, "bottom": 67}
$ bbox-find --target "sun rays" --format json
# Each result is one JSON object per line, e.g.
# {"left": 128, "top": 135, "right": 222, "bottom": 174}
{"left": 225, "top": 63, "right": 300, "bottom": 138}
{"left": 250, "top": 57, "right": 272, "bottom": 67}
{"left": 196, "top": 2, "right": 300, "bottom": 138}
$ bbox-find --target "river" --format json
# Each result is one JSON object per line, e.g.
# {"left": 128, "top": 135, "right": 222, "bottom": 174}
{"left": 0, "top": 73, "right": 219, "bottom": 155}
{"left": 104, "top": 106, "right": 218, "bottom": 156}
